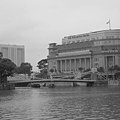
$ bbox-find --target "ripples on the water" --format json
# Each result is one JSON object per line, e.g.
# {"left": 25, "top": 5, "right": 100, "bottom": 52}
{"left": 0, "top": 86, "right": 120, "bottom": 120}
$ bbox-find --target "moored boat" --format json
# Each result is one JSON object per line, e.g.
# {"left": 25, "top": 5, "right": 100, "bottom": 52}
{"left": 48, "top": 83, "right": 55, "bottom": 88}
{"left": 31, "top": 83, "right": 40, "bottom": 88}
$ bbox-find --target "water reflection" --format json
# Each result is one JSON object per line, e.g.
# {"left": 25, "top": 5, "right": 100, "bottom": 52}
{"left": 0, "top": 86, "right": 120, "bottom": 120}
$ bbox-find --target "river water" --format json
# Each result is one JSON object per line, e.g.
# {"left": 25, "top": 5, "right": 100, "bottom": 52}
{"left": 0, "top": 86, "right": 120, "bottom": 120}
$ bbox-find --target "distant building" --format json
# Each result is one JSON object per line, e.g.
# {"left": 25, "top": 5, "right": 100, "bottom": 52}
{"left": 0, "top": 44, "right": 25, "bottom": 66}
{"left": 47, "top": 29, "right": 120, "bottom": 73}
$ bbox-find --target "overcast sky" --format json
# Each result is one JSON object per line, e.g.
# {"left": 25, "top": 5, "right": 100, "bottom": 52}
{"left": 0, "top": 0, "right": 120, "bottom": 71}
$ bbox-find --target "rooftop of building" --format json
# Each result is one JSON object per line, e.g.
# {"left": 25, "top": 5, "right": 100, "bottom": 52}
{"left": 0, "top": 44, "right": 24, "bottom": 48}
{"left": 63, "top": 29, "right": 120, "bottom": 39}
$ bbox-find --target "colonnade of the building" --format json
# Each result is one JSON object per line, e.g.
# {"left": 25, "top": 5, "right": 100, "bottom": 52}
{"left": 53, "top": 55, "right": 117, "bottom": 73}
{"left": 57, "top": 57, "right": 91, "bottom": 73}
{"left": 104, "top": 56, "right": 116, "bottom": 69}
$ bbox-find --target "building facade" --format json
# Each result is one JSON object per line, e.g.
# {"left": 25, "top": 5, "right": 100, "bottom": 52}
{"left": 47, "top": 29, "right": 120, "bottom": 73}
{"left": 0, "top": 44, "right": 25, "bottom": 66}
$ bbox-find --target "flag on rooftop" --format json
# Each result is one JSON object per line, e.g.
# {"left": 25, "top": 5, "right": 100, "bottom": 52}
{"left": 106, "top": 20, "right": 110, "bottom": 24}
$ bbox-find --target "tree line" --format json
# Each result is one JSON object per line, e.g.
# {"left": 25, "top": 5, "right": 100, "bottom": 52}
{"left": 0, "top": 52, "right": 32, "bottom": 84}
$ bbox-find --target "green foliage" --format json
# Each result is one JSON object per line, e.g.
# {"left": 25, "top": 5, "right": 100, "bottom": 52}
{"left": 50, "top": 69, "right": 54, "bottom": 73}
{"left": 0, "top": 58, "right": 16, "bottom": 83}
{"left": 108, "top": 65, "right": 120, "bottom": 80}
{"left": 108, "top": 66, "right": 114, "bottom": 72}
{"left": 0, "top": 52, "right": 3, "bottom": 59}
{"left": 37, "top": 59, "right": 48, "bottom": 70}
{"left": 37, "top": 59, "right": 48, "bottom": 78}
{"left": 14, "top": 62, "right": 32, "bottom": 76}
{"left": 113, "top": 65, "right": 120, "bottom": 71}
{"left": 97, "top": 67, "right": 104, "bottom": 73}
{"left": 108, "top": 65, "right": 120, "bottom": 73}
{"left": 35, "top": 70, "right": 48, "bottom": 79}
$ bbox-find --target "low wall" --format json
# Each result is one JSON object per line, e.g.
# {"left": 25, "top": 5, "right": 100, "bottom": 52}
{"left": 45, "top": 82, "right": 74, "bottom": 87}
{"left": 94, "top": 80, "right": 108, "bottom": 86}
{"left": 0, "top": 83, "right": 15, "bottom": 90}
{"left": 76, "top": 82, "right": 87, "bottom": 86}
{"left": 41, "top": 82, "right": 91, "bottom": 87}
{"left": 108, "top": 80, "right": 120, "bottom": 86}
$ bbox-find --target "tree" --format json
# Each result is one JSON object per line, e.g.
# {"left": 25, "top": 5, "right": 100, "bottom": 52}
{"left": 97, "top": 67, "right": 104, "bottom": 73}
{"left": 0, "top": 58, "right": 16, "bottom": 84}
{"left": 108, "top": 65, "right": 120, "bottom": 80}
{"left": 50, "top": 69, "right": 54, "bottom": 73}
{"left": 14, "top": 62, "right": 32, "bottom": 76}
{"left": 37, "top": 59, "right": 48, "bottom": 71}
{"left": 97, "top": 67, "right": 105, "bottom": 80}
{"left": 114, "top": 65, "right": 120, "bottom": 71}
{"left": 112, "top": 65, "right": 120, "bottom": 79}
{"left": 0, "top": 52, "right": 3, "bottom": 59}
{"left": 37, "top": 59, "right": 48, "bottom": 78}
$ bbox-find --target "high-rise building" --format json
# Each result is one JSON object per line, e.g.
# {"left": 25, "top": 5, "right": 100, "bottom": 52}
{"left": 0, "top": 44, "right": 25, "bottom": 66}
{"left": 47, "top": 29, "right": 120, "bottom": 73}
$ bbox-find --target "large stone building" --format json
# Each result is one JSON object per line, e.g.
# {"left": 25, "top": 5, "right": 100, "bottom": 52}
{"left": 0, "top": 44, "right": 25, "bottom": 66}
{"left": 47, "top": 29, "right": 120, "bottom": 73}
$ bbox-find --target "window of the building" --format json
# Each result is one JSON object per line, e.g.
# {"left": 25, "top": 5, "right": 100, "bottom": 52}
{"left": 94, "top": 58, "right": 99, "bottom": 61}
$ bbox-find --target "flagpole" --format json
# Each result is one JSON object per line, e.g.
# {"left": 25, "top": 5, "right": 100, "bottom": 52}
{"left": 109, "top": 20, "right": 111, "bottom": 30}
{"left": 107, "top": 19, "right": 111, "bottom": 30}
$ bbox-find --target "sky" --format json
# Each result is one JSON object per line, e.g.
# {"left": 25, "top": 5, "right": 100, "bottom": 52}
{"left": 0, "top": 0, "right": 120, "bottom": 71}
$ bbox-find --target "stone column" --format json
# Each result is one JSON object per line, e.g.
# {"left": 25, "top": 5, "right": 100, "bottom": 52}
{"left": 79, "top": 58, "right": 81, "bottom": 68}
{"left": 114, "top": 56, "right": 115, "bottom": 66}
{"left": 56, "top": 60, "right": 58, "bottom": 72}
{"left": 61, "top": 60, "right": 62, "bottom": 72}
{"left": 90, "top": 57, "right": 91, "bottom": 69}
{"left": 70, "top": 59, "right": 71, "bottom": 72}
{"left": 75, "top": 59, "right": 76, "bottom": 71}
{"left": 65, "top": 60, "right": 66, "bottom": 72}
{"left": 113, "top": 56, "right": 114, "bottom": 66}
{"left": 106, "top": 56, "right": 107, "bottom": 69}
{"left": 104, "top": 56, "right": 106, "bottom": 69}
{"left": 85, "top": 58, "right": 86, "bottom": 70}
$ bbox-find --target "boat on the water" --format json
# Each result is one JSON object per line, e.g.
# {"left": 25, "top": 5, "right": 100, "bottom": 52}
{"left": 31, "top": 83, "right": 40, "bottom": 88}
{"left": 48, "top": 84, "right": 55, "bottom": 88}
